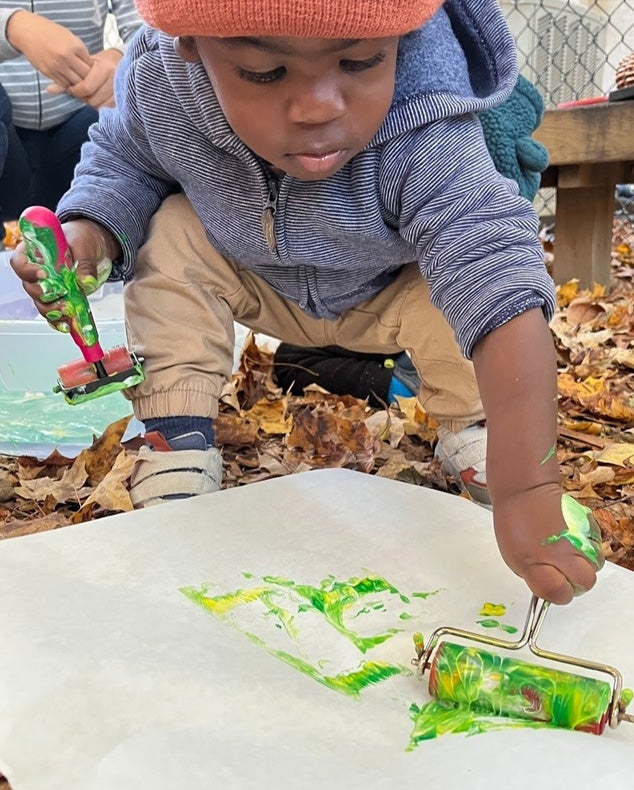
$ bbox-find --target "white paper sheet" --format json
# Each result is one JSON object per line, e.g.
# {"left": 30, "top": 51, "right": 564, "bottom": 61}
{"left": 0, "top": 469, "right": 633, "bottom": 790}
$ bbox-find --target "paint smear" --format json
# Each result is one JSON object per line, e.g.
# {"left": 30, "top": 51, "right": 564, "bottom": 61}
{"left": 479, "top": 602, "right": 506, "bottom": 617}
{"left": 259, "top": 573, "right": 412, "bottom": 652}
{"left": 407, "top": 699, "right": 544, "bottom": 746}
{"left": 540, "top": 443, "right": 557, "bottom": 465}
{"left": 477, "top": 618, "right": 518, "bottom": 634}
{"left": 545, "top": 494, "right": 605, "bottom": 570}
{"left": 181, "top": 573, "right": 419, "bottom": 696}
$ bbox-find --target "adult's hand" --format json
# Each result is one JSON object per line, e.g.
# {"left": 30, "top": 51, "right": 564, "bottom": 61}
{"left": 6, "top": 10, "right": 93, "bottom": 88}
{"left": 47, "top": 49, "right": 123, "bottom": 109}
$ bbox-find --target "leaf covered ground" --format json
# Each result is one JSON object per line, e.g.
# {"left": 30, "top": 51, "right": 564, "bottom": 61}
{"left": 1, "top": 222, "right": 634, "bottom": 571}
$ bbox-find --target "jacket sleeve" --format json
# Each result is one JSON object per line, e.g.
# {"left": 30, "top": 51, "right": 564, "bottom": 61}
{"left": 380, "top": 114, "right": 556, "bottom": 359}
{"left": 0, "top": 7, "right": 22, "bottom": 62}
{"left": 56, "top": 29, "right": 177, "bottom": 279}
{"left": 109, "top": 0, "right": 143, "bottom": 46}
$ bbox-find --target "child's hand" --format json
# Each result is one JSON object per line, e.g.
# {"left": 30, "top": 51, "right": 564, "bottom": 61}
{"left": 9, "top": 219, "right": 120, "bottom": 329}
{"left": 493, "top": 483, "right": 604, "bottom": 605}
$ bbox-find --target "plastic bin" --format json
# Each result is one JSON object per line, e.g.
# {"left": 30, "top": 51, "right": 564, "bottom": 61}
{"left": 0, "top": 251, "right": 135, "bottom": 456}
{"left": 0, "top": 252, "right": 257, "bottom": 456}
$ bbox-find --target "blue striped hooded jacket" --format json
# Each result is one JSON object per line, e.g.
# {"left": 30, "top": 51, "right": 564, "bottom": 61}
{"left": 57, "top": 0, "right": 556, "bottom": 358}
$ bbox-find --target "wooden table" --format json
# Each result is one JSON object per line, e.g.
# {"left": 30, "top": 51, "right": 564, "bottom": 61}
{"left": 534, "top": 101, "right": 634, "bottom": 287}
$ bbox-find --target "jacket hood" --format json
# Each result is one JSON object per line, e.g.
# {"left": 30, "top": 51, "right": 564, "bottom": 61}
{"left": 374, "top": 0, "right": 518, "bottom": 144}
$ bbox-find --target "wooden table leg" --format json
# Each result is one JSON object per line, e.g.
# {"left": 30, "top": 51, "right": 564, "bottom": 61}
{"left": 552, "top": 183, "right": 614, "bottom": 288}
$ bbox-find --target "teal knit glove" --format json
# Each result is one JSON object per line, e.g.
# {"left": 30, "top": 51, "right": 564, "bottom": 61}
{"left": 479, "top": 75, "right": 549, "bottom": 201}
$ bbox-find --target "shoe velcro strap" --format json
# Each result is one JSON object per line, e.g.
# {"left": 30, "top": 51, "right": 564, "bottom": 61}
{"left": 130, "top": 446, "right": 222, "bottom": 508}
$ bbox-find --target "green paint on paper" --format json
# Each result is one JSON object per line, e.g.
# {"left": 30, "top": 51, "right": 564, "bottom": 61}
{"left": 241, "top": 630, "right": 406, "bottom": 696}
{"left": 479, "top": 602, "right": 506, "bottom": 617}
{"left": 407, "top": 699, "right": 542, "bottom": 745}
{"left": 322, "top": 662, "right": 405, "bottom": 695}
{"left": 186, "top": 585, "right": 301, "bottom": 642}
{"left": 183, "top": 572, "right": 619, "bottom": 747}
{"left": 540, "top": 444, "right": 556, "bottom": 465}
{"left": 259, "top": 573, "right": 407, "bottom": 652}
{"left": 545, "top": 494, "right": 605, "bottom": 570}
{"left": 412, "top": 590, "right": 442, "bottom": 600}
{"left": 476, "top": 618, "right": 518, "bottom": 634}
{"left": 181, "top": 573, "right": 417, "bottom": 697}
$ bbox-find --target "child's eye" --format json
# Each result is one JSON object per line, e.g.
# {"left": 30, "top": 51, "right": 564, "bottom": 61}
{"left": 340, "top": 52, "right": 386, "bottom": 73}
{"left": 236, "top": 66, "right": 286, "bottom": 84}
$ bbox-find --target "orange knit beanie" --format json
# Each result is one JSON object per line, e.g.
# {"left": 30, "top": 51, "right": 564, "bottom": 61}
{"left": 135, "top": 0, "right": 445, "bottom": 38}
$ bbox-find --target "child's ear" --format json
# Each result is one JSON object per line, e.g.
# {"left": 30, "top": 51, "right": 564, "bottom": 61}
{"left": 174, "top": 36, "right": 200, "bottom": 63}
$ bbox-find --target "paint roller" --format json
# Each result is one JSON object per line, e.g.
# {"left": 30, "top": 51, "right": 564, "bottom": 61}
{"left": 413, "top": 594, "right": 633, "bottom": 734}
{"left": 18, "top": 206, "right": 144, "bottom": 405}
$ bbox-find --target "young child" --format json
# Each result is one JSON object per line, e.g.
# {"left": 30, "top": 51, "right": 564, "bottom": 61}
{"left": 272, "top": 72, "right": 550, "bottom": 508}
{"left": 11, "top": 0, "right": 603, "bottom": 605}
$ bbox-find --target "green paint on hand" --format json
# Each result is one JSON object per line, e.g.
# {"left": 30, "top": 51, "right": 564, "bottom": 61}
{"left": 540, "top": 443, "right": 557, "bottom": 465}
{"left": 20, "top": 217, "right": 100, "bottom": 347}
{"left": 544, "top": 494, "right": 605, "bottom": 570}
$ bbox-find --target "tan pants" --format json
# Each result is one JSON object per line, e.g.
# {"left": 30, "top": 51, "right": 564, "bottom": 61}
{"left": 124, "top": 194, "right": 484, "bottom": 431}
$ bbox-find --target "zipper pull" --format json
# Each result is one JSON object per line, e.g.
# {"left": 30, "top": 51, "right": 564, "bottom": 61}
{"left": 261, "top": 177, "right": 279, "bottom": 254}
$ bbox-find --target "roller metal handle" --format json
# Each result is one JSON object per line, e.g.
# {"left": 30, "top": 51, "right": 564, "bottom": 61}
{"left": 18, "top": 206, "right": 104, "bottom": 364}
{"left": 413, "top": 595, "right": 632, "bottom": 730}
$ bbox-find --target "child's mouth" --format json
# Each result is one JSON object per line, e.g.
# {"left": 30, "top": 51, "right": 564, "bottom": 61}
{"left": 288, "top": 150, "right": 347, "bottom": 175}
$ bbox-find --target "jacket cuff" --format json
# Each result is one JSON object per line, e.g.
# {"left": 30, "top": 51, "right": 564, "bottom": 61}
{"left": 0, "top": 8, "right": 23, "bottom": 62}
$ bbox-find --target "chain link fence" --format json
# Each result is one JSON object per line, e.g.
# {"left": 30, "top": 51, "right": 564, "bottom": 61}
{"left": 501, "top": 0, "right": 633, "bottom": 107}
{"left": 499, "top": 0, "right": 634, "bottom": 251}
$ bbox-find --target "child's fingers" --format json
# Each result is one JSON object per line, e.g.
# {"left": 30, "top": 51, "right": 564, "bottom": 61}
{"left": 524, "top": 550, "right": 598, "bottom": 605}
{"left": 9, "top": 244, "right": 48, "bottom": 283}
{"left": 524, "top": 564, "right": 575, "bottom": 605}
{"left": 75, "top": 256, "right": 112, "bottom": 294}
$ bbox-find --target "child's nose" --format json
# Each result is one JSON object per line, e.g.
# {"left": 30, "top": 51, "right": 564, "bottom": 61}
{"left": 287, "top": 78, "right": 345, "bottom": 126}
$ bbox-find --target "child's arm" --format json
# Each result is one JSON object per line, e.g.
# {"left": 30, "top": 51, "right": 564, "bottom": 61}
{"left": 472, "top": 307, "right": 602, "bottom": 604}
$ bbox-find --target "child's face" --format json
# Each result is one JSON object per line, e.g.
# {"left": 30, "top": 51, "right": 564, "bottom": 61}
{"left": 176, "top": 35, "right": 399, "bottom": 180}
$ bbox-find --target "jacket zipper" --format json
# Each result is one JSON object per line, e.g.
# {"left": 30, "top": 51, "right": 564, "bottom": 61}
{"left": 261, "top": 173, "right": 279, "bottom": 254}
